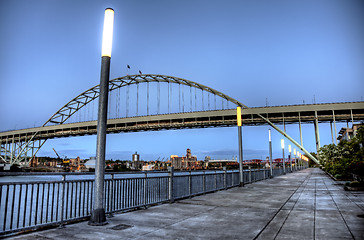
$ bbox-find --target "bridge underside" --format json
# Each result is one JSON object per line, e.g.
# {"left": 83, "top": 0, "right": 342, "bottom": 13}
{"left": 1, "top": 102, "right": 363, "bottom": 143}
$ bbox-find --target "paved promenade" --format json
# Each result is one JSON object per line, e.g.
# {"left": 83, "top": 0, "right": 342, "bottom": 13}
{"left": 11, "top": 168, "right": 364, "bottom": 240}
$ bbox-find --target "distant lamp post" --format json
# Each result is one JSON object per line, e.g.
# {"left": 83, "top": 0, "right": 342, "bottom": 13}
{"left": 237, "top": 107, "right": 244, "bottom": 186}
{"left": 281, "top": 139, "right": 285, "bottom": 174}
{"left": 288, "top": 145, "right": 292, "bottom": 172}
{"left": 297, "top": 151, "right": 300, "bottom": 169}
{"left": 89, "top": 8, "right": 114, "bottom": 226}
{"left": 293, "top": 148, "right": 297, "bottom": 171}
{"left": 268, "top": 129, "right": 273, "bottom": 177}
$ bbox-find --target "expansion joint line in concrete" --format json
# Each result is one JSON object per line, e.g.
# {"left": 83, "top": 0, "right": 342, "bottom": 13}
{"left": 314, "top": 179, "right": 317, "bottom": 240}
{"left": 328, "top": 177, "right": 364, "bottom": 212}
{"left": 322, "top": 177, "right": 356, "bottom": 239}
{"left": 253, "top": 173, "right": 311, "bottom": 240}
{"left": 272, "top": 175, "right": 311, "bottom": 240}
{"left": 133, "top": 205, "right": 218, "bottom": 240}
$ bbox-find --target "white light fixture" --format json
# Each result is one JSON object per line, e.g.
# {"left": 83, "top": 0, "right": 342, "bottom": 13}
{"left": 101, "top": 8, "right": 114, "bottom": 57}
{"left": 288, "top": 145, "right": 291, "bottom": 153}
{"left": 281, "top": 139, "right": 285, "bottom": 149}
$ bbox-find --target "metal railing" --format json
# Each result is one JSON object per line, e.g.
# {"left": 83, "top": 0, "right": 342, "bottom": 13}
{"left": 0, "top": 166, "right": 306, "bottom": 236}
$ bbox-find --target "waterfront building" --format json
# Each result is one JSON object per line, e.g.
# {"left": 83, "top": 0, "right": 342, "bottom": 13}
{"left": 131, "top": 152, "right": 144, "bottom": 170}
{"left": 170, "top": 149, "right": 199, "bottom": 170}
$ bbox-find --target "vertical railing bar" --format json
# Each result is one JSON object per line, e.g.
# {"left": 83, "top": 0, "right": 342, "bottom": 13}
{"left": 65, "top": 182, "right": 69, "bottom": 220}
{"left": 35, "top": 184, "right": 40, "bottom": 225}
{"left": 9, "top": 184, "right": 16, "bottom": 230}
{"left": 90, "top": 181, "right": 94, "bottom": 216}
{"left": 29, "top": 184, "right": 34, "bottom": 226}
{"left": 40, "top": 183, "right": 45, "bottom": 224}
{"left": 127, "top": 179, "right": 132, "bottom": 208}
{"left": 117, "top": 179, "right": 120, "bottom": 210}
{"left": 133, "top": 179, "right": 136, "bottom": 207}
{"left": 16, "top": 184, "right": 22, "bottom": 229}
{"left": 112, "top": 176, "right": 117, "bottom": 211}
{"left": 46, "top": 183, "right": 50, "bottom": 223}
{"left": 158, "top": 177, "right": 161, "bottom": 202}
{"left": 136, "top": 178, "right": 139, "bottom": 206}
{"left": 85, "top": 181, "right": 89, "bottom": 216}
{"left": 78, "top": 182, "right": 81, "bottom": 218}
{"left": 51, "top": 183, "right": 55, "bottom": 222}
{"left": 55, "top": 182, "right": 60, "bottom": 222}
{"left": 82, "top": 181, "right": 85, "bottom": 217}
{"left": 122, "top": 179, "right": 125, "bottom": 210}
{"left": 105, "top": 180, "right": 108, "bottom": 212}
{"left": 3, "top": 185, "right": 10, "bottom": 231}
{"left": 23, "top": 184, "right": 28, "bottom": 228}
{"left": 125, "top": 179, "right": 128, "bottom": 209}
{"left": 74, "top": 182, "right": 77, "bottom": 218}
{"left": 70, "top": 182, "right": 74, "bottom": 219}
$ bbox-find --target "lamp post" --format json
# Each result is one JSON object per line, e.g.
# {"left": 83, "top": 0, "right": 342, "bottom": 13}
{"left": 89, "top": 8, "right": 114, "bottom": 226}
{"left": 288, "top": 145, "right": 292, "bottom": 172}
{"left": 293, "top": 148, "right": 297, "bottom": 171}
{"left": 281, "top": 139, "right": 286, "bottom": 174}
{"left": 268, "top": 129, "right": 273, "bottom": 177}
{"left": 297, "top": 151, "right": 301, "bottom": 170}
{"left": 237, "top": 107, "right": 244, "bottom": 186}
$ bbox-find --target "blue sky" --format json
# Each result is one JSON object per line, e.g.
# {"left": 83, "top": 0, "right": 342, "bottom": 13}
{"left": 1, "top": 0, "right": 363, "bottom": 161}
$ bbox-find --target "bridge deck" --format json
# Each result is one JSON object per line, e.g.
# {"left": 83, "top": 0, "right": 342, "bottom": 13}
{"left": 1, "top": 102, "right": 364, "bottom": 143}
{"left": 12, "top": 168, "right": 364, "bottom": 240}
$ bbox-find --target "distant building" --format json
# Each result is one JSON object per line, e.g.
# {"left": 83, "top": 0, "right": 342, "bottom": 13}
{"left": 170, "top": 149, "right": 198, "bottom": 170}
{"left": 131, "top": 152, "right": 144, "bottom": 170}
{"left": 207, "top": 159, "right": 238, "bottom": 169}
{"left": 337, "top": 124, "right": 362, "bottom": 142}
{"left": 85, "top": 157, "right": 96, "bottom": 169}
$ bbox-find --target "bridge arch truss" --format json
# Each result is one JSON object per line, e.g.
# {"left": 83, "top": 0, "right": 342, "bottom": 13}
{"left": 0, "top": 74, "right": 328, "bottom": 166}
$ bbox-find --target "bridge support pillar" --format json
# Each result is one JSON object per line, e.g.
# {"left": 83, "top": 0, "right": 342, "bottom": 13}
{"left": 333, "top": 110, "right": 338, "bottom": 145}
{"left": 314, "top": 111, "right": 321, "bottom": 153}
{"left": 330, "top": 121, "right": 335, "bottom": 144}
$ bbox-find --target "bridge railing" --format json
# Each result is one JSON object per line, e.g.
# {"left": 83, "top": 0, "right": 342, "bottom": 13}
{"left": 0, "top": 166, "right": 306, "bottom": 237}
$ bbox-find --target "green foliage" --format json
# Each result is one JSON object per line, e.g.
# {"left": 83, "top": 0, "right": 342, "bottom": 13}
{"left": 319, "top": 126, "right": 364, "bottom": 180}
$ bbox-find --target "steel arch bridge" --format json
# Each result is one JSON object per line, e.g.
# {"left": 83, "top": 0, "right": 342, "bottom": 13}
{"left": 0, "top": 74, "right": 336, "bottom": 166}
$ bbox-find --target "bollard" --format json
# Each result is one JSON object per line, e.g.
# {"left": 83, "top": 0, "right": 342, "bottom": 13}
{"left": 168, "top": 167, "right": 174, "bottom": 203}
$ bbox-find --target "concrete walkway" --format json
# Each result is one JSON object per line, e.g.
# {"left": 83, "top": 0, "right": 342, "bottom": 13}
{"left": 10, "top": 168, "right": 364, "bottom": 240}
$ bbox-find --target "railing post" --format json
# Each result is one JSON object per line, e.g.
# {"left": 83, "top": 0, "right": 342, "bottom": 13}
{"left": 202, "top": 171, "right": 206, "bottom": 194}
{"left": 144, "top": 172, "right": 148, "bottom": 208}
{"left": 108, "top": 174, "right": 114, "bottom": 217}
{"left": 248, "top": 166, "right": 251, "bottom": 183}
{"left": 189, "top": 171, "right": 192, "bottom": 197}
{"left": 59, "top": 174, "right": 66, "bottom": 228}
{"left": 168, "top": 167, "right": 174, "bottom": 203}
{"left": 214, "top": 170, "right": 217, "bottom": 191}
{"left": 223, "top": 167, "right": 227, "bottom": 190}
